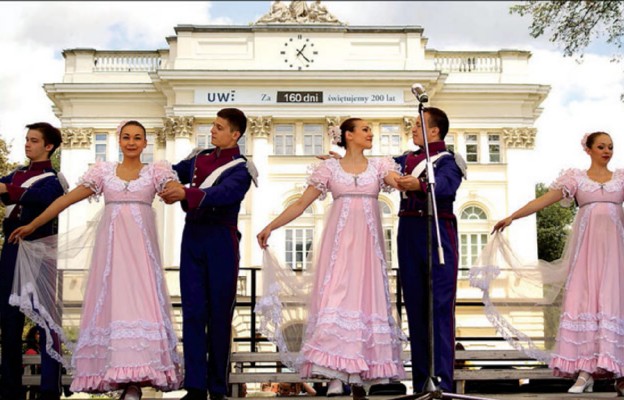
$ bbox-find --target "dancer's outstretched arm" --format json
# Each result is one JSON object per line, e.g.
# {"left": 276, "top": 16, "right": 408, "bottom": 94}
{"left": 492, "top": 189, "right": 563, "bottom": 233}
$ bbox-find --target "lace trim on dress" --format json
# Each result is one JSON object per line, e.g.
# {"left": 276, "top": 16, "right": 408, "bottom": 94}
{"left": 362, "top": 194, "right": 407, "bottom": 344}
{"left": 320, "top": 197, "right": 351, "bottom": 296}
{"left": 373, "top": 157, "right": 402, "bottom": 193}
{"left": 306, "top": 162, "right": 331, "bottom": 200}
{"left": 558, "top": 312, "right": 624, "bottom": 336}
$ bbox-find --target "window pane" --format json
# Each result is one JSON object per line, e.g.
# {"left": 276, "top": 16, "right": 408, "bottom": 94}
{"left": 465, "top": 134, "right": 478, "bottom": 163}
{"left": 284, "top": 228, "right": 314, "bottom": 270}
{"left": 488, "top": 134, "right": 501, "bottom": 163}
{"left": 275, "top": 124, "right": 295, "bottom": 155}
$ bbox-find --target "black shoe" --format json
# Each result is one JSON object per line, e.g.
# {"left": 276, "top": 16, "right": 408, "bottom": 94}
{"left": 37, "top": 391, "right": 61, "bottom": 400}
{"left": 209, "top": 393, "right": 228, "bottom": 400}
{"left": 181, "top": 388, "right": 208, "bottom": 400}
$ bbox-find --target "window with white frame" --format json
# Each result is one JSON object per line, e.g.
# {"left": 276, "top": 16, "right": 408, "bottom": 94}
{"left": 196, "top": 125, "right": 214, "bottom": 150}
{"left": 95, "top": 133, "right": 107, "bottom": 162}
{"left": 461, "top": 206, "right": 487, "bottom": 220}
{"left": 274, "top": 124, "right": 295, "bottom": 155}
{"left": 141, "top": 134, "right": 155, "bottom": 164}
{"left": 303, "top": 124, "right": 323, "bottom": 155}
{"left": 465, "top": 134, "right": 478, "bottom": 163}
{"left": 459, "top": 205, "right": 489, "bottom": 277}
{"left": 488, "top": 134, "right": 501, "bottom": 163}
{"left": 445, "top": 134, "right": 455, "bottom": 152}
{"left": 285, "top": 228, "right": 314, "bottom": 270}
{"left": 380, "top": 124, "right": 401, "bottom": 156}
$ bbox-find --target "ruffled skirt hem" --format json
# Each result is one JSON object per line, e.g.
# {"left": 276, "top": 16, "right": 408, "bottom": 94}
{"left": 69, "top": 366, "right": 182, "bottom": 393}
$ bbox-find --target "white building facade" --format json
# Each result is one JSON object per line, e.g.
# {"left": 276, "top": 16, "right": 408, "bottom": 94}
{"left": 46, "top": 2, "right": 549, "bottom": 349}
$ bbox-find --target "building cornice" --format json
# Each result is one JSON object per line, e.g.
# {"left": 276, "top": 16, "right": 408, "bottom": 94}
{"left": 149, "top": 70, "right": 445, "bottom": 85}
{"left": 173, "top": 24, "right": 424, "bottom": 34}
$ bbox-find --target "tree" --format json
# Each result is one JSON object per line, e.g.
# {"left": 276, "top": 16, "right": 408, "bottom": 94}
{"left": 0, "top": 138, "right": 19, "bottom": 248}
{"left": 510, "top": 1, "right": 624, "bottom": 60}
{"left": 535, "top": 182, "right": 577, "bottom": 261}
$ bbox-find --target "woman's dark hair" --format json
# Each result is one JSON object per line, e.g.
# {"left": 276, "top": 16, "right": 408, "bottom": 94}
{"left": 24, "top": 326, "right": 39, "bottom": 351}
{"left": 337, "top": 118, "right": 363, "bottom": 149}
{"left": 585, "top": 131, "right": 611, "bottom": 149}
{"left": 118, "top": 120, "right": 147, "bottom": 138}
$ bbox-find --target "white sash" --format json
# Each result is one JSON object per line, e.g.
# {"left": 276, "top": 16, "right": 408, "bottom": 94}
{"left": 401, "top": 152, "right": 450, "bottom": 199}
{"left": 4, "top": 172, "right": 55, "bottom": 219}
{"left": 198, "top": 158, "right": 246, "bottom": 189}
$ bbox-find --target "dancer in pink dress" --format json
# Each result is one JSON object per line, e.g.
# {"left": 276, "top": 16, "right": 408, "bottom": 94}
{"left": 486, "top": 131, "right": 624, "bottom": 395}
{"left": 10, "top": 121, "right": 182, "bottom": 399}
{"left": 256, "top": 118, "right": 406, "bottom": 400}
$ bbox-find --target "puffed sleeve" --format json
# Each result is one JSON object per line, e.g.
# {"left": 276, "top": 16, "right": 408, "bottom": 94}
{"left": 549, "top": 168, "right": 578, "bottom": 207}
{"left": 77, "top": 161, "right": 109, "bottom": 201}
{"left": 306, "top": 160, "right": 332, "bottom": 201}
{"left": 151, "top": 160, "right": 179, "bottom": 192}
{"left": 374, "top": 157, "right": 402, "bottom": 193}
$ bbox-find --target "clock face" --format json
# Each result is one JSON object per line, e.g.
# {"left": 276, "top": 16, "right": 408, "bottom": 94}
{"left": 281, "top": 34, "right": 318, "bottom": 70}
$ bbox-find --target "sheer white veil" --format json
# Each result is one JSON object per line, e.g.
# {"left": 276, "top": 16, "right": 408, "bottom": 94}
{"left": 469, "top": 231, "right": 573, "bottom": 362}
{"left": 255, "top": 204, "right": 330, "bottom": 371}
{"left": 9, "top": 209, "right": 102, "bottom": 368}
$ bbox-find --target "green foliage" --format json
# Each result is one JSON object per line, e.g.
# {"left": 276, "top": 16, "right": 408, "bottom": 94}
{"left": 510, "top": 1, "right": 624, "bottom": 60}
{"left": 535, "top": 183, "right": 577, "bottom": 261}
{"left": 0, "top": 138, "right": 19, "bottom": 249}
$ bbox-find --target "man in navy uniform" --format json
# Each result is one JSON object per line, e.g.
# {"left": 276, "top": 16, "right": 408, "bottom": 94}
{"left": 394, "top": 107, "right": 466, "bottom": 393}
{"left": 160, "top": 108, "right": 256, "bottom": 400}
{"left": 0, "top": 122, "right": 67, "bottom": 400}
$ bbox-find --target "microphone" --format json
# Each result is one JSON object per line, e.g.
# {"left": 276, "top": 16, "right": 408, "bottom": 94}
{"left": 411, "top": 83, "right": 429, "bottom": 103}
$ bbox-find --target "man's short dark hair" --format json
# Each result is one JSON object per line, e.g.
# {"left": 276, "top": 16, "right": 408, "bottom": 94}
{"left": 217, "top": 108, "right": 247, "bottom": 139}
{"left": 423, "top": 107, "right": 449, "bottom": 139}
{"left": 26, "top": 122, "right": 62, "bottom": 157}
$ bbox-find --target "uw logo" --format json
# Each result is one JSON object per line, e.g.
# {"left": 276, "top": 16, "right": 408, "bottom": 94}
{"left": 206, "top": 90, "right": 236, "bottom": 103}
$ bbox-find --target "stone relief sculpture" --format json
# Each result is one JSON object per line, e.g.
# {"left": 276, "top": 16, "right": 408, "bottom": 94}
{"left": 255, "top": 0, "right": 343, "bottom": 25}
{"left": 256, "top": 0, "right": 291, "bottom": 23}
{"left": 308, "top": 0, "right": 338, "bottom": 23}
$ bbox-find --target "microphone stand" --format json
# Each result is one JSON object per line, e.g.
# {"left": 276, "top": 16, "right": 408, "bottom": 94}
{"left": 389, "top": 99, "right": 496, "bottom": 400}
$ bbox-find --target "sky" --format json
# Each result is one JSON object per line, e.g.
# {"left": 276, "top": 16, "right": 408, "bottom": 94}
{"left": 1, "top": 1, "right": 623, "bottom": 185}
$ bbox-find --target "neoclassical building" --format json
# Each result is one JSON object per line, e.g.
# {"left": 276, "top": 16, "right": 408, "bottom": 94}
{"left": 46, "top": 2, "right": 549, "bottom": 351}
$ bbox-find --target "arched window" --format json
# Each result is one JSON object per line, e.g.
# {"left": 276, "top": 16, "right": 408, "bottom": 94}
{"left": 461, "top": 205, "right": 487, "bottom": 220}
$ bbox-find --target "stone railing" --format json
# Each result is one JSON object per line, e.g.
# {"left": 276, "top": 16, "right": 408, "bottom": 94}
{"left": 431, "top": 51, "right": 503, "bottom": 73}
{"left": 93, "top": 51, "right": 164, "bottom": 72}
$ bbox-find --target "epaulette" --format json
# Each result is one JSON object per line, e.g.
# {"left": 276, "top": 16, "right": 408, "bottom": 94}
{"left": 57, "top": 172, "right": 70, "bottom": 193}
{"left": 246, "top": 159, "right": 259, "bottom": 187}
{"left": 452, "top": 151, "right": 468, "bottom": 179}
{"left": 183, "top": 147, "right": 204, "bottom": 161}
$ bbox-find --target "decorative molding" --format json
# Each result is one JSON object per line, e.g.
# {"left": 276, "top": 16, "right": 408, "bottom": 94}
{"left": 164, "top": 116, "right": 194, "bottom": 139}
{"left": 255, "top": 1, "right": 344, "bottom": 25}
{"left": 403, "top": 116, "right": 416, "bottom": 137}
{"left": 61, "top": 128, "right": 93, "bottom": 149}
{"left": 154, "top": 127, "right": 166, "bottom": 146}
{"left": 248, "top": 116, "right": 272, "bottom": 139}
{"left": 502, "top": 127, "right": 537, "bottom": 149}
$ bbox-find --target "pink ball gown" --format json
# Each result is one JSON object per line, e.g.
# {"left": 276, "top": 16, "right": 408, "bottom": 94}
{"left": 69, "top": 160, "right": 182, "bottom": 392}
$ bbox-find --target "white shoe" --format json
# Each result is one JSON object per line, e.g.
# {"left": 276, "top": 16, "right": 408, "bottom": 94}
{"left": 568, "top": 375, "right": 594, "bottom": 393}
{"left": 327, "top": 379, "right": 344, "bottom": 396}
{"left": 121, "top": 384, "right": 142, "bottom": 400}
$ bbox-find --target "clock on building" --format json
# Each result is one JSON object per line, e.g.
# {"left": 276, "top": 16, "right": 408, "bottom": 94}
{"left": 281, "top": 34, "right": 318, "bottom": 70}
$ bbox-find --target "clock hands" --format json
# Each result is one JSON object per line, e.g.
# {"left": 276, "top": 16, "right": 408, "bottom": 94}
{"left": 296, "top": 44, "right": 310, "bottom": 62}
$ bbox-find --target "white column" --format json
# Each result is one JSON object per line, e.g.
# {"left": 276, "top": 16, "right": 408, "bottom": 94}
{"left": 248, "top": 116, "right": 272, "bottom": 267}
{"left": 162, "top": 117, "right": 194, "bottom": 268}
{"left": 504, "top": 128, "right": 538, "bottom": 260}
